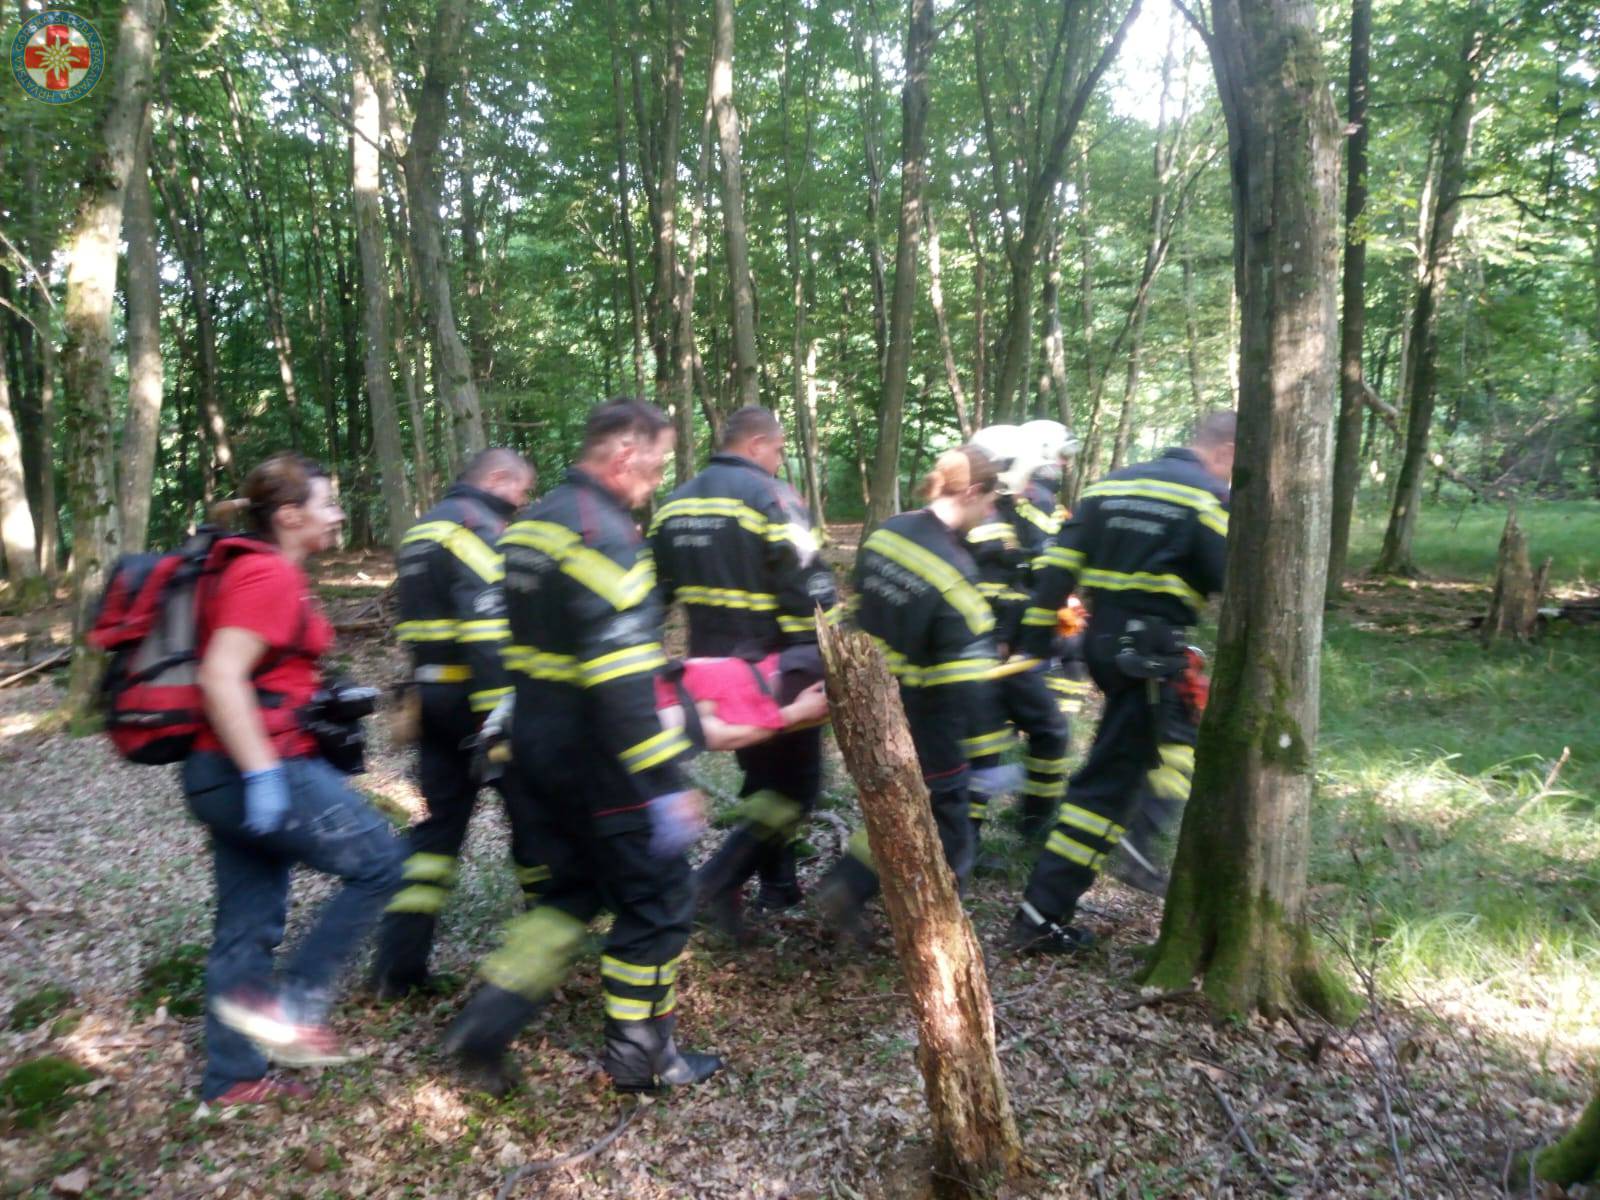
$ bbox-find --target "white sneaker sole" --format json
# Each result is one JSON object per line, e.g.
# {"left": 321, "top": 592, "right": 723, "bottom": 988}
{"left": 211, "top": 996, "right": 355, "bottom": 1067}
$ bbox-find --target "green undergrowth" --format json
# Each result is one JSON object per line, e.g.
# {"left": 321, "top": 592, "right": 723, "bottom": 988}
{"left": 1314, "top": 502, "right": 1600, "bottom": 1044}
{"left": 1345, "top": 497, "right": 1600, "bottom": 586}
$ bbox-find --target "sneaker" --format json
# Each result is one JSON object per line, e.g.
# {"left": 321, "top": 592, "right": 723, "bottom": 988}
{"left": 212, "top": 991, "right": 355, "bottom": 1068}
{"left": 1006, "top": 908, "right": 1096, "bottom": 956}
{"left": 213, "top": 1077, "right": 314, "bottom": 1107}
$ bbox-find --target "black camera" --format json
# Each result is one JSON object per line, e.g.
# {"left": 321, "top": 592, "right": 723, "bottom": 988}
{"left": 301, "top": 681, "right": 380, "bottom": 774}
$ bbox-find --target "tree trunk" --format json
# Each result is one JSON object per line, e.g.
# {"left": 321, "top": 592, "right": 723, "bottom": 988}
{"left": 1374, "top": 14, "right": 1486, "bottom": 577}
{"left": 816, "top": 618, "right": 1022, "bottom": 1196}
{"left": 1180, "top": 250, "right": 1206, "bottom": 423}
{"left": 1142, "top": 0, "right": 1356, "bottom": 1024}
{"left": 633, "top": 0, "right": 685, "bottom": 415}
{"left": 863, "top": 0, "right": 936, "bottom": 533}
{"left": 780, "top": 0, "right": 825, "bottom": 521}
{"left": 1041, "top": 220, "right": 1073, "bottom": 435}
{"left": 855, "top": 6, "right": 889, "bottom": 385}
{"left": 710, "top": 0, "right": 759, "bottom": 411}
{"left": 22, "top": 106, "right": 59, "bottom": 577}
{"left": 673, "top": 86, "right": 715, "bottom": 476}
{"left": 353, "top": 0, "right": 413, "bottom": 550}
{"left": 457, "top": 79, "right": 493, "bottom": 390}
{"left": 612, "top": 50, "right": 647, "bottom": 399}
{"left": 1527, "top": 1083, "right": 1600, "bottom": 1188}
{"left": 1481, "top": 504, "right": 1543, "bottom": 646}
{"left": 1070, "top": 154, "right": 1101, "bottom": 503}
{"left": 405, "top": 0, "right": 486, "bottom": 466}
{"left": 118, "top": 116, "right": 162, "bottom": 554}
{"left": 967, "top": 209, "right": 988, "bottom": 430}
{"left": 926, "top": 211, "right": 973, "bottom": 438}
{"left": 61, "top": 0, "right": 160, "bottom": 709}
{"left": 1325, "top": 0, "right": 1371, "bottom": 602}
{"left": 0, "top": 307, "right": 37, "bottom": 584}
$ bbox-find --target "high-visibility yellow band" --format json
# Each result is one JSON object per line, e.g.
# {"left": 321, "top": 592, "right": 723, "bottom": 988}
{"left": 619, "top": 727, "right": 692, "bottom": 773}
{"left": 502, "top": 520, "right": 654, "bottom": 611}
{"left": 1040, "top": 545, "right": 1086, "bottom": 572}
{"left": 603, "top": 986, "right": 676, "bottom": 1021}
{"left": 960, "top": 728, "right": 1013, "bottom": 757}
{"left": 458, "top": 618, "right": 510, "bottom": 644}
{"left": 921, "top": 658, "right": 999, "bottom": 687}
{"left": 1080, "top": 568, "right": 1204, "bottom": 610}
{"left": 579, "top": 642, "right": 668, "bottom": 687}
{"left": 1015, "top": 498, "right": 1062, "bottom": 536}
{"left": 968, "top": 521, "right": 1019, "bottom": 546}
{"left": 470, "top": 687, "right": 512, "bottom": 713}
{"left": 1023, "top": 779, "right": 1064, "bottom": 797}
{"left": 1021, "top": 607, "right": 1059, "bottom": 628}
{"left": 863, "top": 529, "right": 994, "bottom": 635}
{"left": 400, "top": 852, "right": 458, "bottom": 885}
{"left": 676, "top": 585, "right": 778, "bottom": 612}
{"left": 503, "top": 646, "right": 581, "bottom": 682}
{"left": 415, "top": 664, "right": 473, "bottom": 683}
{"left": 650, "top": 496, "right": 767, "bottom": 537}
{"left": 1045, "top": 830, "right": 1105, "bottom": 868}
{"left": 397, "top": 619, "right": 460, "bottom": 642}
{"left": 1160, "top": 743, "right": 1195, "bottom": 774}
{"left": 481, "top": 906, "right": 589, "bottom": 999}
{"left": 1147, "top": 765, "right": 1190, "bottom": 802}
{"left": 386, "top": 884, "right": 448, "bottom": 914}
{"left": 601, "top": 955, "right": 681, "bottom": 987}
{"left": 1024, "top": 756, "right": 1068, "bottom": 774}
{"left": 1056, "top": 803, "right": 1124, "bottom": 841}
{"left": 515, "top": 864, "right": 552, "bottom": 885}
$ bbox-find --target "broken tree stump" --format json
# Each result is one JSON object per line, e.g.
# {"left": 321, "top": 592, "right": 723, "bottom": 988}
{"left": 1482, "top": 504, "right": 1544, "bottom": 646}
{"left": 816, "top": 614, "right": 1022, "bottom": 1198}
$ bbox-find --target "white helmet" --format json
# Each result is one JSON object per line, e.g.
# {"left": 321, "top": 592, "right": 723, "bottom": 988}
{"left": 968, "top": 424, "right": 1027, "bottom": 471}
{"left": 1018, "top": 420, "right": 1080, "bottom": 461}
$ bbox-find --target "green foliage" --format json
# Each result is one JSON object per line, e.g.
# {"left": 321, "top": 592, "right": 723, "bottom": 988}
{"left": 8, "top": 986, "right": 74, "bottom": 1032}
{"left": 0, "top": 1056, "right": 95, "bottom": 1130}
{"left": 132, "top": 944, "right": 208, "bottom": 1019}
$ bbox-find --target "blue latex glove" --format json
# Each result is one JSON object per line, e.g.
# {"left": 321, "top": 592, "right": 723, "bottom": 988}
{"left": 647, "top": 790, "right": 706, "bottom": 859}
{"left": 241, "top": 765, "right": 291, "bottom": 836}
{"left": 969, "top": 763, "right": 1024, "bottom": 799}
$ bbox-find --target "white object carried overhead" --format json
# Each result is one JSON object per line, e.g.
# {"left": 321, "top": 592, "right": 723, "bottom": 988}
{"left": 968, "top": 423, "right": 1027, "bottom": 469}
{"left": 1018, "top": 419, "right": 1080, "bottom": 460}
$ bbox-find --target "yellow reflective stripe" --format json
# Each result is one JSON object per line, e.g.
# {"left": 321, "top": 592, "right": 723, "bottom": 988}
{"left": 960, "top": 728, "right": 1013, "bottom": 757}
{"left": 600, "top": 955, "right": 681, "bottom": 987}
{"left": 396, "top": 619, "right": 459, "bottom": 642}
{"left": 603, "top": 987, "right": 677, "bottom": 1021}
{"left": 1024, "top": 756, "right": 1067, "bottom": 773}
{"left": 777, "top": 614, "right": 816, "bottom": 633}
{"left": 969, "top": 799, "right": 989, "bottom": 820}
{"left": 469, "top": 686, "right": 512, "bottom": 712}
{"left": 503, "top": 646, "right": 581, "bottom": 682}
{"left": 481, "top": 906, "right": 590, "bottom": 999}
{"left": 579, "top": 642, "right": 668, "bottom": 687}
{"left": 619, "top": 727, "right": 692, "bottom": 773}
{"left": 847, "top": 827, "right": 873, "bottom": 866}
{"left": 401, "top": 852, "right": 457, "bottom": 884}
{"left": 515, "top": 864, "right": 552, "bottom": 885}
{"left": 1080, "top": 568, "right": 1203, "bottom": 609}
{"left": 386, "top": 885, "right": 448, "bottom": 914}
{"left": 864, "top": 529, "right": 994, "bottom": 635}
{"left": 1016, "top": 498, "right": 1061, "bottom": 536}
{"left": 401, "top": 521, "right": 457, "bottom": 545}
{"left": 1023, "top": 779, "right": 1063, "bottom": 797}
{"left": 1047, "top": 675, "right": 1092, "bottom": 694}
{"left": 442, "top": 525, "right": 503, "bottom": 583}
{"left": 1082, "top": 478, "right": 1227, "bottom": 513}
{"left": 1041, "top": 545, "right": 1085, "bottom": 572}
{"left": 977, "top": 582, "right": 1030, "bottom": 602}
{"left": 921, "top": 658, "right": 999, "bottom": 687}
{"left": 676, "top": 585, "right": 779, "bottom": 612}
{"left": 458, "top": 619, "right": 510, "bottom": 644}
{"left": 1147, "top": 766, "right": 1190, "bottom": 802}
{"left": 1045, "top": 830, "right": 1105, "bottom": 868}
{"left": 1161, "top": 744, "right": 1195, "bottom": 774}
{"left": 968, "top": 522, "right": 1018, "bottom": 546}
{"left": 650, "top": 496, "right": 769, "bottom": 536}
{"left": 502, "top": 520, "right": 654, "bottom": 610}
{"left": 416, "top": 664, "right": 473, "bottom": 683}
{"left": 1057, "top": 803, "right": 1124, "bottom": 840}
{"left": 1199, "top": 508, "right": 1229, "bottom": 537}
{"left": 1021, "top": 607, "right": 1058, "bottom": 628}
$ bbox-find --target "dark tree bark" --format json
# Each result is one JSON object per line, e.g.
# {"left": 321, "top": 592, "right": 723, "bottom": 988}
{"left": 1180, "top": 249, "right": 1206, "bottom": 423}
{"left": 1526, "top": 1083, "right": 1600, "bottom": 1188}
{"left": 817, "top": 618, "right": 1021, "bottom": 1196}
{"left": 926, "top": 210, "right": 973, "bottom": 438}
{"left": 1326, "top": 0, "right": 1372, "bottom": 602}
{"left": 612, "top": 49, "right": 647, "bottom": 400}
{"left": 966, "top": 208, "right": 989, "bottom": 429}
{"left": 854, "top": 2, "right": 890, "bottom": 385}
{"left": 711, "top": 0, "right": 759, "bottom": 411}
{"left": 0, "top": 297, "right": 36, "bottom": 582}
{"left": 1040, "top": 218, "right": 1072, "bottom": 435}
{"left": 1374, "top": 12, "right": 1487, "bottom": 576}
{"left": 119, "top": 115, "right": 162, "bottom": 554}
{"left": 457, "top": 79, "right": 493, "bottom": 390}
{"left": 673, "top": 86, "right": 716, "bottom": 473}
{"left": 62, "top": 0, "right": 160, "bottom": 707}
{"left": 864, "top": 0, "right": 937, "bottom": 532}
{"left": 1142, "top": 0, "right": 1356, "bottom": 1023}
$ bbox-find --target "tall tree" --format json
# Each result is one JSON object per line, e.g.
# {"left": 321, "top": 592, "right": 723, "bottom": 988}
{"left": 353, "top": 0, "right": 412, "bottom": 549}
{"left": 0, "top": 299, "right": 37, "bottom": 583}
{"left": 404, "top": 0, "right": 487, "bottom": 466}
{"left": 1143, "top": 0, "right": 1354, "bottom": 1021}
{"left": 710, "top": 0, "right": 759, "bottom": 410}
{"left": 119, "top": 115, "right": 163, "bottom": 553}
{"left": 1374, "top": 9, "right": 1489, "bottom": 576}
{"left": 864, "top": 0, "right": 937, "bottom": 531}
{"left": 61, "top": 0, "right": 161, "bottom": 706}
{"left": 1325, "top": 0, "right": 1372, "bottom": 602}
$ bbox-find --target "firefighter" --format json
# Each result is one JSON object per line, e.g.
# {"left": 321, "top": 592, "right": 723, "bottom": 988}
{"left": 1008, "top": 410, "right": 1235, "bottom": 954}
{"left": 963, "top": 425, "right": 1073, "bottom": 854}
{"left": 369, "top": 450, "right": 539, "bottom": 1000}
{"left": 650, "top": 406, "right": 839, "bottom": 934}
{"left": 442, "top": 399, "right": 722, "bottom": 1096}
{"left": 813, "top": 445, "right": 1014, "bottom": 939}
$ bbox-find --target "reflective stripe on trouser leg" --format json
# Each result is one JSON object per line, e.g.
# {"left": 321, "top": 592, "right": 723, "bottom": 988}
{"left": 601, "top": 953, "right": 683, "bottom": 1021}
{"left": 480, "top": 905, "right": 589, "bottom": 1000}
{"left": 736, "top": 789, "right": 805, "bottom": 843}
{"left": 1146, "top": 743, "right": 1194, "bottom": 804}
{"left": 385, "top": 852, "right": 459, "bottom": 914}
{"left": 515, "top": 862, "right": 551, "bottom": 907}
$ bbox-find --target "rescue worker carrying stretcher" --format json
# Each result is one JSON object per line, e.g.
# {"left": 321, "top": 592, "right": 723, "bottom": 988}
{"left": 1007, "top": 410, "right": 1234, "bottom": 954}
{"left": 370, "top": 450, "right": 537, "bottom": 1000}
{"left": 649, "top": 406, "right": 839, "bottom": 937}
{"left": 442, "top": 400, "right": 721, "bottom": 1097}
{"left": 813, "top": 444, "right": 1015, "bottom": 941}
{"left": 963, "top": 423, "right": 1076, "bottom": 855}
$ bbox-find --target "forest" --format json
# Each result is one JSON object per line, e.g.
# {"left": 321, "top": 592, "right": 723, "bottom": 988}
{"left": 1, "top": 0, "right": 1599, "bottom": 1196}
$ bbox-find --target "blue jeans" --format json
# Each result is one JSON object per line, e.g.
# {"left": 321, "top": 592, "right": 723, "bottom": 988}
{"left": 182, "top": 752, "right": 404, "bottom": 1098}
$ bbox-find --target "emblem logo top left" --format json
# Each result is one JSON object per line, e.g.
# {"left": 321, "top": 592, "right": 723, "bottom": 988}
{"left": 11, "top": 10, "right": 104, "bottom": 104}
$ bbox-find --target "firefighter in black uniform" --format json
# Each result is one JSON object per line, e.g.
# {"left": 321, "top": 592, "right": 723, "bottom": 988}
{"left": 370, "top": 450, "right": 538, "bottom": 999}
{"left": 442, "top": 400, "right": 722, "bottom": 1096}
{"left": 1008, "top": 411, "right": 1235, "bottom": 953}
{"left": 814, "top": 445, "right": 1014, "bottom": 937}
{"left": 650, "top": 407, "right": 839, "bottom": 933}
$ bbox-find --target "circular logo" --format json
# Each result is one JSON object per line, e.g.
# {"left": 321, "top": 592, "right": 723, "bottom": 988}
{"left": 11, "top": 11, "right": 103, "bottom": 104}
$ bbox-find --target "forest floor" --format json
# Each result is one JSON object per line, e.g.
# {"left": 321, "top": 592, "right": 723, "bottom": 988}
{"left": 1, "top": 500, "right": 1598, "bottom": 1199}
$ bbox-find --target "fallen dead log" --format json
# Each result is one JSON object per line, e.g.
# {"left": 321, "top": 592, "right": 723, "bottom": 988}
{"left": 0, "top": 649, "right": 70, "bottom": 689}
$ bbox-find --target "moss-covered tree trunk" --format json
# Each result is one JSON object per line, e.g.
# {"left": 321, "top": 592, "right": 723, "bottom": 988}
{"left": 1526, "top": 1083, "right": 1600, "bottom": 1188}
{"left": 1143, "top": 0, "right": 1355, "bottom": 1023}
{"left": 817, "top": 617, "right": 1022, "bottom": 1197}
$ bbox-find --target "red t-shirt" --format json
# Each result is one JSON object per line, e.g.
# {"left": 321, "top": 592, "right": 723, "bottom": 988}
{"left": 193, "top": 550, "right": 333, "bottom": 758}
{"left": 653, "top": 654, "right": 787, "bottom": 730}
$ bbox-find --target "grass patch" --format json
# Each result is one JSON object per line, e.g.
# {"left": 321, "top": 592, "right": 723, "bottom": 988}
{"left": 132, "top": 944, "right": 208, "bottom": 1019}
{"left": 0, "top": 1056, "right": 94, "bottom": 1130}
{"left": 1345, "top": 497, "right": 1600, "bottom": 587}
{"left": 8, "top": 986, "right": 74, "bottom": 1032}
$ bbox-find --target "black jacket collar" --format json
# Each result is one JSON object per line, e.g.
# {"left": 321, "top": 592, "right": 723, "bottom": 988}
{"left": 709, "top": 452, "right": 771, "bottom": 477}
{"left": 445, "top": 481, "right": 518, "bottom": 522}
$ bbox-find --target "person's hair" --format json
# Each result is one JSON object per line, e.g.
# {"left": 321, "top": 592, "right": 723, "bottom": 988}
{"left": 462, "top": 447, "right": 534, "bottom": 488}
{"left": 210, "top": 453, "right": 330, "bottom": 537}
{"left": 920, "top": 445, "right": 1000, "bottom": 501}
{"left": 719, "top": 405, "right": 783, "bottom": 450}
{"left": 1193, "top": 409, "right": 1238, "bottom": 449}
{"left": 579, "top": 398, "right": 673, "bottom": 459}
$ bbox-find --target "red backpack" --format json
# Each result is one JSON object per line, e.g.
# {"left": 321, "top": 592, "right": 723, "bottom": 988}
{"left": 88, "top": 530, "right": 286, "bottom": 764}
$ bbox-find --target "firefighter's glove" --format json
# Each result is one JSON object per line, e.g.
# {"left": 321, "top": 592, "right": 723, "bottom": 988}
{"left": 969, "top": 763, "right": 1023, "bottom": 798}
{"left": 481, "top": 693, "right": 514, "bottom": 742}
{"left": 647, "top": 790, "right": 707, "bottom": 859}
{"left": 242, "top": 765, "right": 291, "bottom": 836}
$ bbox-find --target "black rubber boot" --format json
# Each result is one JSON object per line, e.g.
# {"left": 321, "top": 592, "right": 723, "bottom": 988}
{"left": 752, "top": 841, "right": 803, "bottom": 912}
{"left": 439, "top": 985, "right": 544, "bottom": 1098}
{"left": 692, "top": 826, "right": 767, "bottom": 941}
{"left": 1017, "top": 795, "right": 1056, "bottom": 842}
{"left": 971, "top": 819, "right": 1008, "bottom": 876}
{"left": 812, "top": 857, "right": 878, "bottom": 948}
{"left": 368, "top": 912, "right": 437, "bottom": 1001}
{"left": 1107, "top": 840, "right": 1170, "bottom": 897}
{"left": 603, "top": 1015, "right": 724, "bottom": 1094}
{"left": 1006, "top": 904, "right": 1096, "bottom": 956}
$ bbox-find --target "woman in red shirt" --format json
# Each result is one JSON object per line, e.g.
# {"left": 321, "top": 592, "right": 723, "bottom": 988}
{"left": 184, "top": 454, "right": 402, "bottom": 1106}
